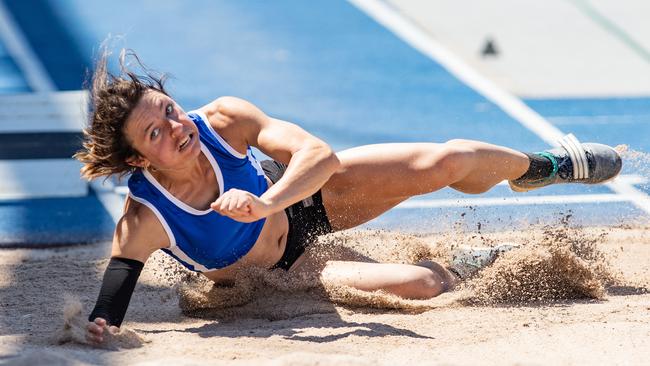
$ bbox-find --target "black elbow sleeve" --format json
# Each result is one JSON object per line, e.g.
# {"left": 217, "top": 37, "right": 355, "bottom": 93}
{"left": 88, "top": 257, "right": 144, "bottom": 327}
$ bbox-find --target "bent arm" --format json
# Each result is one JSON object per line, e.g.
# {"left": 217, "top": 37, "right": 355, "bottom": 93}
{"left": 257, "top": 117, "right": 339, "bottom": 211}
{"left": 202, "top": 97, "right": 340, "bottom": 215}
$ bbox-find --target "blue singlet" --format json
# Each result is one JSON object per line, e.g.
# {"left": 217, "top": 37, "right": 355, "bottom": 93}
{"left": 128, "top": 110, "right": 268, "bottom": 272}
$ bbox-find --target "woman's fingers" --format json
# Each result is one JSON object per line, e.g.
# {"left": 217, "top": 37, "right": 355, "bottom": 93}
{"left": 85, "top": 318, "right": 122, "bottom": 344}
{"left": 86, "top": 321, "right": 105, "bottom": 343}
{"left": 227, "top": 197, "right": 239, "bottom": 212}
{"left": 210, "top": 188, "right": 272, "bottom": 222}
{"left": 215, "top": 198, "right": 239, "bottom": 214}
{"left": 231, "top": 197, "right": 251, "bottom": 215}
{"left": 212, "top": 190, "right": 252, "bottom": 216}
{"left": 237, "top": 196, "right": 252, "bottom": 211}
{"left": 88, "top": 324, "right": 103, "bottom": 335}
{"left": 88, "top": 318, "right": 105, "bottom": 335}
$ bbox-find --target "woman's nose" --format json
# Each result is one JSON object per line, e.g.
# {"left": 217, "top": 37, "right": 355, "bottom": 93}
{"left": 169, "top": 120, "right": 184, "bottom": 137}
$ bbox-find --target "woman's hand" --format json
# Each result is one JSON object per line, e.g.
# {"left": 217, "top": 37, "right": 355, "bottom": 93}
{"left": 210, "top": 188, "right": 274, "bottom": 223}
{"left": 86, "top": 317, "right": 119, "bottom": 345}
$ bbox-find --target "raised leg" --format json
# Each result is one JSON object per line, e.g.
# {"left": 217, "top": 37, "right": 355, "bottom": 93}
{"left": 321, "top": 140, "right": 529, "bottom": 230}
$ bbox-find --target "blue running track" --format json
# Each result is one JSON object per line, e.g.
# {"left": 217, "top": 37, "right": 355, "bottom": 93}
{"left": 0, "top": 0, "right": 648, "bottom": 245}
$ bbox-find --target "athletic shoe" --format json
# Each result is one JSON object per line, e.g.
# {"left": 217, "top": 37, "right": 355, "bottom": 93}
{"left": 509, "top": 134, "right": 622, "bottom": 192}
{"left": 448, "top": 242, "right": 520, "bottom": 280}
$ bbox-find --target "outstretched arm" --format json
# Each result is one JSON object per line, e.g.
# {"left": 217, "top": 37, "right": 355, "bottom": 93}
{"left": 203, "top": 97, "right": 340, "bottom": 221}
{"left": 88, "top": 257, "right": 145, "bottom": 326}
{"left": 86, "top": 257, "right": 144, "bottom": 343}
{"left": 86, "top": 200, "right": 166, "bottom": 344}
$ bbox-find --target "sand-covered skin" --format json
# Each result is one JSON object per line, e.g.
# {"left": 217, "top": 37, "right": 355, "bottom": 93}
{"left": 1, "top": 222, "right": 650, "bottom": 365}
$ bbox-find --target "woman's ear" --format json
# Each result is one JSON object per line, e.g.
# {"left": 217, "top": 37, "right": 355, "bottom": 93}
{"left": 126, "top": 155, "right": 149, "bottom": 169}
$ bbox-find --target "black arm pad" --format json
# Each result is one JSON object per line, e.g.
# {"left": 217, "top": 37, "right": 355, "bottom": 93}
{"left": 88, "top": 257, "right": 144, "bottom": 327}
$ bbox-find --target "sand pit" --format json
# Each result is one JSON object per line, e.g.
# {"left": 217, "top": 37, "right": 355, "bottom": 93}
{"left": 1, "top": 219, "right": 650, "bottom": 365}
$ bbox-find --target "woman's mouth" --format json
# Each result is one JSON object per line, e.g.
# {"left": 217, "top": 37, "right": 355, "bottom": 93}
{"left": 179, "top": 133, "right": 193, "bottom": 151}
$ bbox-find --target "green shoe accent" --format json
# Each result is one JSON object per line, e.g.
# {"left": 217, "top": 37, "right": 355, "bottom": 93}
{"left": 536, "top": 151, "right": 558, "bottom": 178}
{"left": 509, "top": 152, "right": 559, "bottom": 192}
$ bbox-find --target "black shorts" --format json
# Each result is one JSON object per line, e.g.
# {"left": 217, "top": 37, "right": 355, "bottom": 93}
{"left": 260, "top": 160, "right": 332, "bottom": 270}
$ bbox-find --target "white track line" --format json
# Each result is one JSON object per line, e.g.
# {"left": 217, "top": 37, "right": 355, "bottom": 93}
{"left": 398, "top": 193, "right": 633, "bottom": 209}
{"left": 400, "top": 173, "right": 646, "bottom": 209}
{"left": 90, "top": 180, "right": 125, "bottom": 224}
{"left": 349, "top": 0, "right": 650, "bottom": 215}
{"left": 395, "top": 175, "right": 648, "bottom": 209}
{"left": 494, "top": 174, "right": 647, "bottom": 186}
{"left": 0, "top": 1, "right": 55, "bottom": 91}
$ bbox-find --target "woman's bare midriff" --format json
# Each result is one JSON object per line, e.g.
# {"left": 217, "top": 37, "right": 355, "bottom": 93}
{"left": 201, "top": 208, "right": 289, "bottom": 282}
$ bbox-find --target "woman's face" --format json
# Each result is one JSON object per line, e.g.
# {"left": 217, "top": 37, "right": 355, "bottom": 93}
{"left": 124, "top": 90, "right": 201, "bottom": 170}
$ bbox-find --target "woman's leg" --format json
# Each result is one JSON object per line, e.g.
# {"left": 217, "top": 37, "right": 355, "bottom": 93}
{"left": 321, "top": 139, "right": 529, "bottom": 230}
{"left": 315, "top": 139, "right": 526, "bottom": 298}
{"left": 316, "top": 260, "right": 457, "bottom": 299}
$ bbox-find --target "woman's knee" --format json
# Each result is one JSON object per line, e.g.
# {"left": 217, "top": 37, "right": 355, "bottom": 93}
{"left": 430, "top": 140, "right": 478, "bottom": 182}
{"left": 399, "top": 267, "right": 446, "bottom": 299}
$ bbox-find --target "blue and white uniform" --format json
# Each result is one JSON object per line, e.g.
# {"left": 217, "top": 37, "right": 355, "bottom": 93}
{"left": 128, "top": 110, "right": 268, "bottom": 272}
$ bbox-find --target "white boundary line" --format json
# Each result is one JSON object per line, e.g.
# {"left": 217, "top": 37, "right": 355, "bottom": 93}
{"left": 0, "top": 1, "right": 55, "bottom": 91}
{"left": 398, "top": 193, "right": 634, "bottom": 209}
{"left": 400, "top": 173, "right": 646, "bottom": 209}
{"left": 494, "top": 173, "right": 647, "bottom": 187}
{"left": 349, "top": 0, "right": 650, "bottom": 215}
{"left": 90, "top": 180, "right": 125, "bottom": 224}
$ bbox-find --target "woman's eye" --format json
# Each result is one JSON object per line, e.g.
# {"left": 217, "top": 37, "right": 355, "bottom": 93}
{"left": 166, "top": 104, "right": 173, "bottom": 115}
{"left": 150, "top": 128, "right": 160, "bottom": 139}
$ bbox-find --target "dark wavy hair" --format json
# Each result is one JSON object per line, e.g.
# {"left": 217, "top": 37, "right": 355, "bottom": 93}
{"left": 74, "top": 48, "right": 169, "bottom": 180}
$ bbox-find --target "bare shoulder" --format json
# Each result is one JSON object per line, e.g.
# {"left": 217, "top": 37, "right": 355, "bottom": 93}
{"left": 197, "top": 97, "right": 269, "bottom": 150}
{"left": 199, "top": 96, "right": 266, "bottom": 124}
{"left": 110, "top": 196, "right": 170, "bottom": 262}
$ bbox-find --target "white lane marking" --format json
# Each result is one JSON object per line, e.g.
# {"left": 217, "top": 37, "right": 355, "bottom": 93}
{"left": 618, "top": 174, "right": 649, "bottom": 185}
{"left": 398, "top": 193, "right": 634, "bottom": 209}
{"left": 114, "top": 185, "right": 130, "bottom": 195}
{"left": 0, "top": 1, "right": 55, "bottom": 91}
{"left": 398, "top": 174, "right": 648, "bottom": 209}
{"left": 0, "top": 159, "right": 88, "bottom": 199}
{"left": 90, "top": 180, "right": 125, "bottom": 224}
{"left": 348, "top": 0, "right": 650, "bottom": 215}
{"left": 494, "top": 174, "right": 647, "bottom": 186}
{"left": 549, "top": 115, "right": 650, "bottom": 126}
{"left": 0, "top": 90, "right": 88, "bottom": 132}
